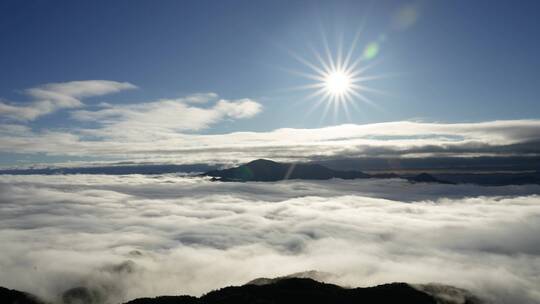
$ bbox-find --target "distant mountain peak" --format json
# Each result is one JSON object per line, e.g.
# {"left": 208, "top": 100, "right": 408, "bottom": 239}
{"left": 247, "top": 270, "right": 334, "bottom": 286}
{"left": 204, "top": 159, "right": 370, "bottom": 182}
{"left": 407, "top": 173, "right": 455, "bottom": 184}
{"left": 246, "top": 159, "right": 278, "bottom": 165}
{"left": 203, "top": 159, "right": 463, "bottom": 184}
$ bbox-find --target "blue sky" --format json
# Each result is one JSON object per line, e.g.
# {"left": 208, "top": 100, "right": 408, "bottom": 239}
{"left": 1, "top": 0, "right": 540, "bottom": 166}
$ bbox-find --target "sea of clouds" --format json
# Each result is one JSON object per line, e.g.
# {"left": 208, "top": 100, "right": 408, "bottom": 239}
{"left": 1, "top": 174, "right": 539, "bottom": 303}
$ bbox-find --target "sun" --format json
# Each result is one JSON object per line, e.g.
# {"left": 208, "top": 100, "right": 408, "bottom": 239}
{"left": 284, "top": 33, "right": 385, "bottom": 120}
{"left": 325, "top": 70, "right": 352, "bottom": 95}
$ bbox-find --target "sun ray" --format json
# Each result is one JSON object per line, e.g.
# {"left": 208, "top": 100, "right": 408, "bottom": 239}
{"left": 304, "top": 87, "right": 330, "bottom": 102}
{"left": 336, "top": 32, "right": 344, "bottom": 71}
{"left": 351, "top": 84, "right": 391, "bottom": 97}
{"left": 346, "top": 57, "right": 381, "bottom": 77}
{"left": 287, "top": 31, "right": 390, "bottom": 121}
{"left": 291, "top": 83, "right": 327, "bottom": 91}
{"left": 320, "top": 93, "right": 334, "bottom": 123}
{"left": 278, "top": 67, "right": 326, "bottom": 82}
{"left": 321, "top": 31, "right": 337, "bottom": 72}
{"left": 286, "top": 49, "right": 328, "bottom": 76}
{"left": 349, "top": 90, "right": 383, "bottom": 111}
{"left": 343, "top": 25, "right": 365, "bottom": 69}
{"left": 353, "top": 74, "right": 395, "bottom": 82}
{"left": 310, "top": 44, "right": 332, "bottom": 75}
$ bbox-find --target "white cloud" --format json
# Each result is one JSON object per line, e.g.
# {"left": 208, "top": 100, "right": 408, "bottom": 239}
{"left": 213, "top": 99, "right": 262, "bottom": 119}
{"left": 26, "top": 81, "right": 136, "bottom": 100}
{"left": 71, "top": 95, "right": 262, "bottom": 141}
{"left": 0, "top": 123, "right": 32, "bottom": 135}
{"left": 0, "top": 80, "right": 137, "bottom": 121}
{"left": 0, "top": 175, "right": 539, "bottom": 303}
{"left": 0, "top": 102, "right": 44, "bottom": 121}
{"left": 1, "top": 119, "right": 540, "bottom": 165}
{"left": 0, "top": 83, "right": 539, "bottom": 164}
{"left": 182, "top": 93, "right": 219, "bottom": 104}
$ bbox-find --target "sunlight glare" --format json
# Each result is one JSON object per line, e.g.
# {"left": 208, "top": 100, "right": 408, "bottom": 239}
{"left": 285, "top": 30, "right": 388, "bottom": 121}
{"left": 325, "top": 71, "right": 351, "bottom": 95}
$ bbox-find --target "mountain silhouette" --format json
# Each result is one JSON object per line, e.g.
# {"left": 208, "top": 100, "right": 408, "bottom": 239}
{"left": 0, "top": 277, "right": 483, "bottom": 304}
{"left": 406, "top": 173, "right": 456, "bottom": 184}
{"left": 0, "top": 287, "right": 44, "bottom": 304}
{"left": 125, "top": 278, "right": 438, "bottom": 304}
{"left": 204, "top": 159, "right": 457, "bottom": 185}
{"left": 204, "top": 159, "right": 370, "bottom": 181}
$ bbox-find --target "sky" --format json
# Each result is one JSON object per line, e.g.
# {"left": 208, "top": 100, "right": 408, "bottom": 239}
{"left": 1, "top": 3, "right": 540, "bottom": 303}
{"left": 1, "top": 0, "right": 540, "bottom": 166}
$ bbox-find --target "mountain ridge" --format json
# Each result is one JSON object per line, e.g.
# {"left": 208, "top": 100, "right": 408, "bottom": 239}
{"left": 0, "top": 277, "right": 483, "bottom": 304}
{"left": 204, "top": 159, "right": 371, "bottom": 181}
{"left": 203, "top": 159, "right": 452, "bottom": 184}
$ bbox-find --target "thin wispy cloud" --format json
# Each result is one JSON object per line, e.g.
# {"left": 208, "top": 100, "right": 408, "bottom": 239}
{"left": 72, "top": 95, "right": 262, "bottom": 140}
{"left": 0, "top": 80, "right": 137, "bottom": 121}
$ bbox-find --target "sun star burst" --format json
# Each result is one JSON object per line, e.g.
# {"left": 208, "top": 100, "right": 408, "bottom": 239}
{"left": 325, "top": 70, "right": 352, "bottom": 95}
{"left": 285, "top": 33, "right": 386, "bottom": 121}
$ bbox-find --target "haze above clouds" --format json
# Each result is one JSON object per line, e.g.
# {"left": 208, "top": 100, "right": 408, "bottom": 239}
{"left": 1, "top": 81, "right": 540, "bottom": 167}
{"left": 0, "top": 174, "right": 539, "bottom": 303}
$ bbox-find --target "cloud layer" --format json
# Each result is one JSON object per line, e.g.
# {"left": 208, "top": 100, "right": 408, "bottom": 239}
{"left": 3, "top": 118, "right": 540, "bottom": 166}
{"left": 0, "top": 174, "right": 539, "bottom": 303}
{"left": 1, "top": 81, "right": 540, "bottom": 166}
